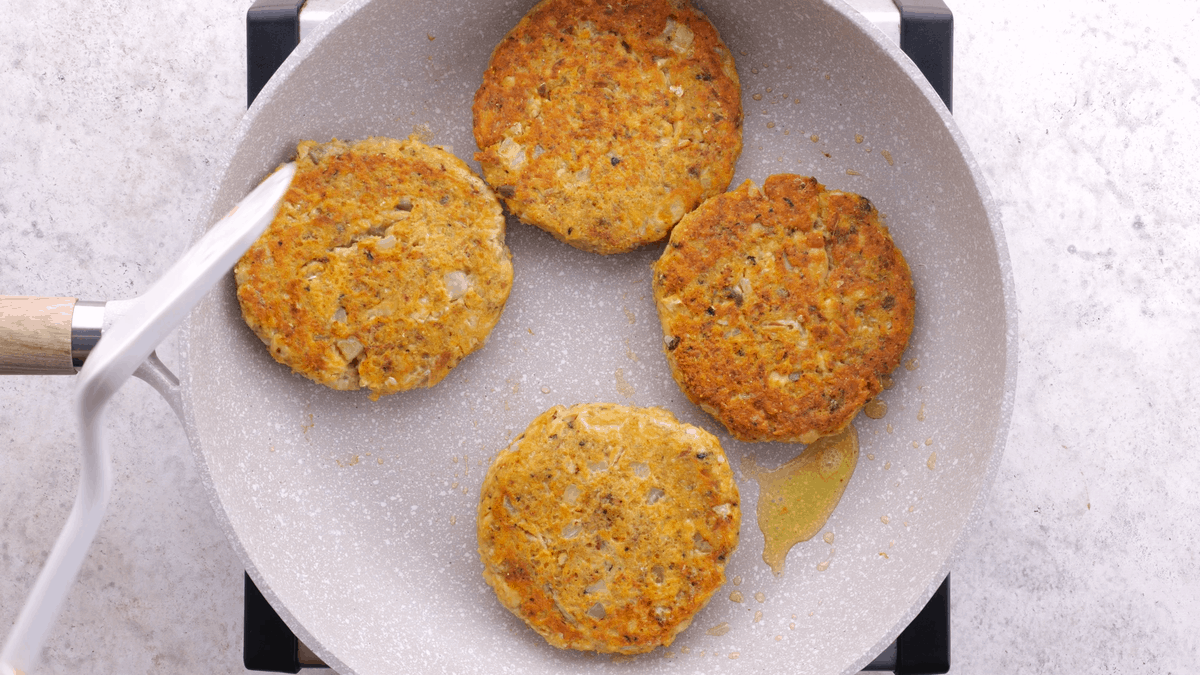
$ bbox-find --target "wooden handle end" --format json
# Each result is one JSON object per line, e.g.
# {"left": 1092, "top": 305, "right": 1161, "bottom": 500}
{"left": 0, "top": 296, "right": 78, "bottom": 375}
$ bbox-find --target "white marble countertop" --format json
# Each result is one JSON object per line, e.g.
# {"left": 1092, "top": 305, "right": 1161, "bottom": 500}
{"left": 2, "top": 0, "right": 1197, "bottom": 672}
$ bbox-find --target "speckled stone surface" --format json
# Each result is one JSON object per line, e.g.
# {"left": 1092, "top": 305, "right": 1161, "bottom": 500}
{"left": 1, "top": 0, "right": 1197, "bottom": 674}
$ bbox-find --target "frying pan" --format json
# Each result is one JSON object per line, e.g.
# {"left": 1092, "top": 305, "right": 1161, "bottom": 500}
{"left": 7, "top": 0, "right": 1015, "bottom": 672}
{"left": 187, "top": 0, "right": 1014, "bottom": 672}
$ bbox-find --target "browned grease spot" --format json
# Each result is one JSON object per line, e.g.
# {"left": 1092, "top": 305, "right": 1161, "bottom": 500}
{"left": 411, "top": 124, "right": 433, "bottom": 142}
{"left": 614, "top": 368, "right": 635, "bottom": 398}
{"left": 743, "top": 425, "right": 859, "bottom": 575}
{"left": 863, "top": 398, "right": 888, "bottom": 419}
{"left": 882, "top": 150, "right": 894, "bottom": 166}
{"left": 706, "top": 622, "right": 732, "bottom": 636}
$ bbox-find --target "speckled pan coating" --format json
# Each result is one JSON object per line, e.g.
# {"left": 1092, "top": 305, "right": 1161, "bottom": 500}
{"left": 181, "top": 1, "right": 1016, "bottom": 674}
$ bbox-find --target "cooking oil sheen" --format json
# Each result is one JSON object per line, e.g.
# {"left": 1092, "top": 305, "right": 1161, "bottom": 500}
{"left": 743, "top": 425, "right": 859, "bottom": 575}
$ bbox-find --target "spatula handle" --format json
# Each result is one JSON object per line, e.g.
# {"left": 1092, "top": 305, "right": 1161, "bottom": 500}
{"left": 0, "top": 296, "right": 77, "bottom": 375}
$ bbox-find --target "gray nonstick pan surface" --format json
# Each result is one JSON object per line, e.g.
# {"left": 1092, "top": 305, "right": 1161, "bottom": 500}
{"left": 182, "top": 0, "right": 1015, "bottom": 672}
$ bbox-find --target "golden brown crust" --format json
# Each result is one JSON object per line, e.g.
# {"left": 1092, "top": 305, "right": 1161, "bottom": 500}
{"left": 235, "top": 137, "right": 512, "bottom": 399}
{"left": 477, "top": 403, "right": 740, "bottom": 654}
{"left": 652, "top": 175, "right": 916, "bottom": 442}
{"left": 473, "top": 0, "right": 742, "bottom": 254}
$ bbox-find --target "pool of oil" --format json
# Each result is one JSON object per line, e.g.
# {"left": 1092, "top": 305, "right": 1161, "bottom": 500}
{"left": 742, "top": 425, "right": 859, "bottom": 575}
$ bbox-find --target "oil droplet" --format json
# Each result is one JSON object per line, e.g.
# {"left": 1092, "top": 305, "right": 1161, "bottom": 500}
{"left": 753, "top": 610, "right": 763, "bottom": 623}
{"left": 816, "top": 560, "right": 831, "bottom": 572}
{"left": 904, "top": 357, "right": 918, "bottom": 371}
{"left": 855, "top": 134, "right": 864, "bottom": 143}
{"left": 729, "top": 653, "right": 740, "bottom": 660}
{"left": 767, "top": 121, "right": 776, "bottom": 128}
{"left": 753, "top": 93, "right": 763, "bottom": 101}
{"left": 706, "top": 622, "right": 731, "bottom": 636}
{"left": 925, "top": 437, "right": 933, "bottom": 446}
{"left": 846, "top": 169, "right": 861, "bottom": 176}
{"left": 867, "top": 453, "right": 876, "bottom": 461}
{"left": 754, "top": 591, "right": 766, "bottom": 603}
{"left": 881, "top": 515, "right": 890, "bottom": 524}
{"left": 729, "top": 590, "right": 744, "bottom": 603}
{"left": 450, "top": 515, "right": 457, "bottom": 525}
{"left": 882, "top": 150, "right": 894, "bottom": 166}
{"left": 823, "top": 531, "right": 835, "bottom": 544}
{"left": 863, "top": 398, "right": 888, "bottom": 419}
{"left": 810, "top": 134, "right": 819, "bottom": 142}
{"left": 541, "top": 386, "right": 550, "bottom": 394}
{"left": 927, "top": 452, "right": 938, "bottom": 470}
{"left": 917, "top": 401, "right": 927, "bottom": 421}
{"left": 732, "top": 575, "right": 743, "bottom": 586}
{"left": 743, "top": 426, "right": 859, "bottom": 575}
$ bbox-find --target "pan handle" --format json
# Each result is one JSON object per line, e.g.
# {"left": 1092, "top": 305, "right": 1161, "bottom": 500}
{"left": 0, "top": 295, "right": 185, "bottom": 419}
